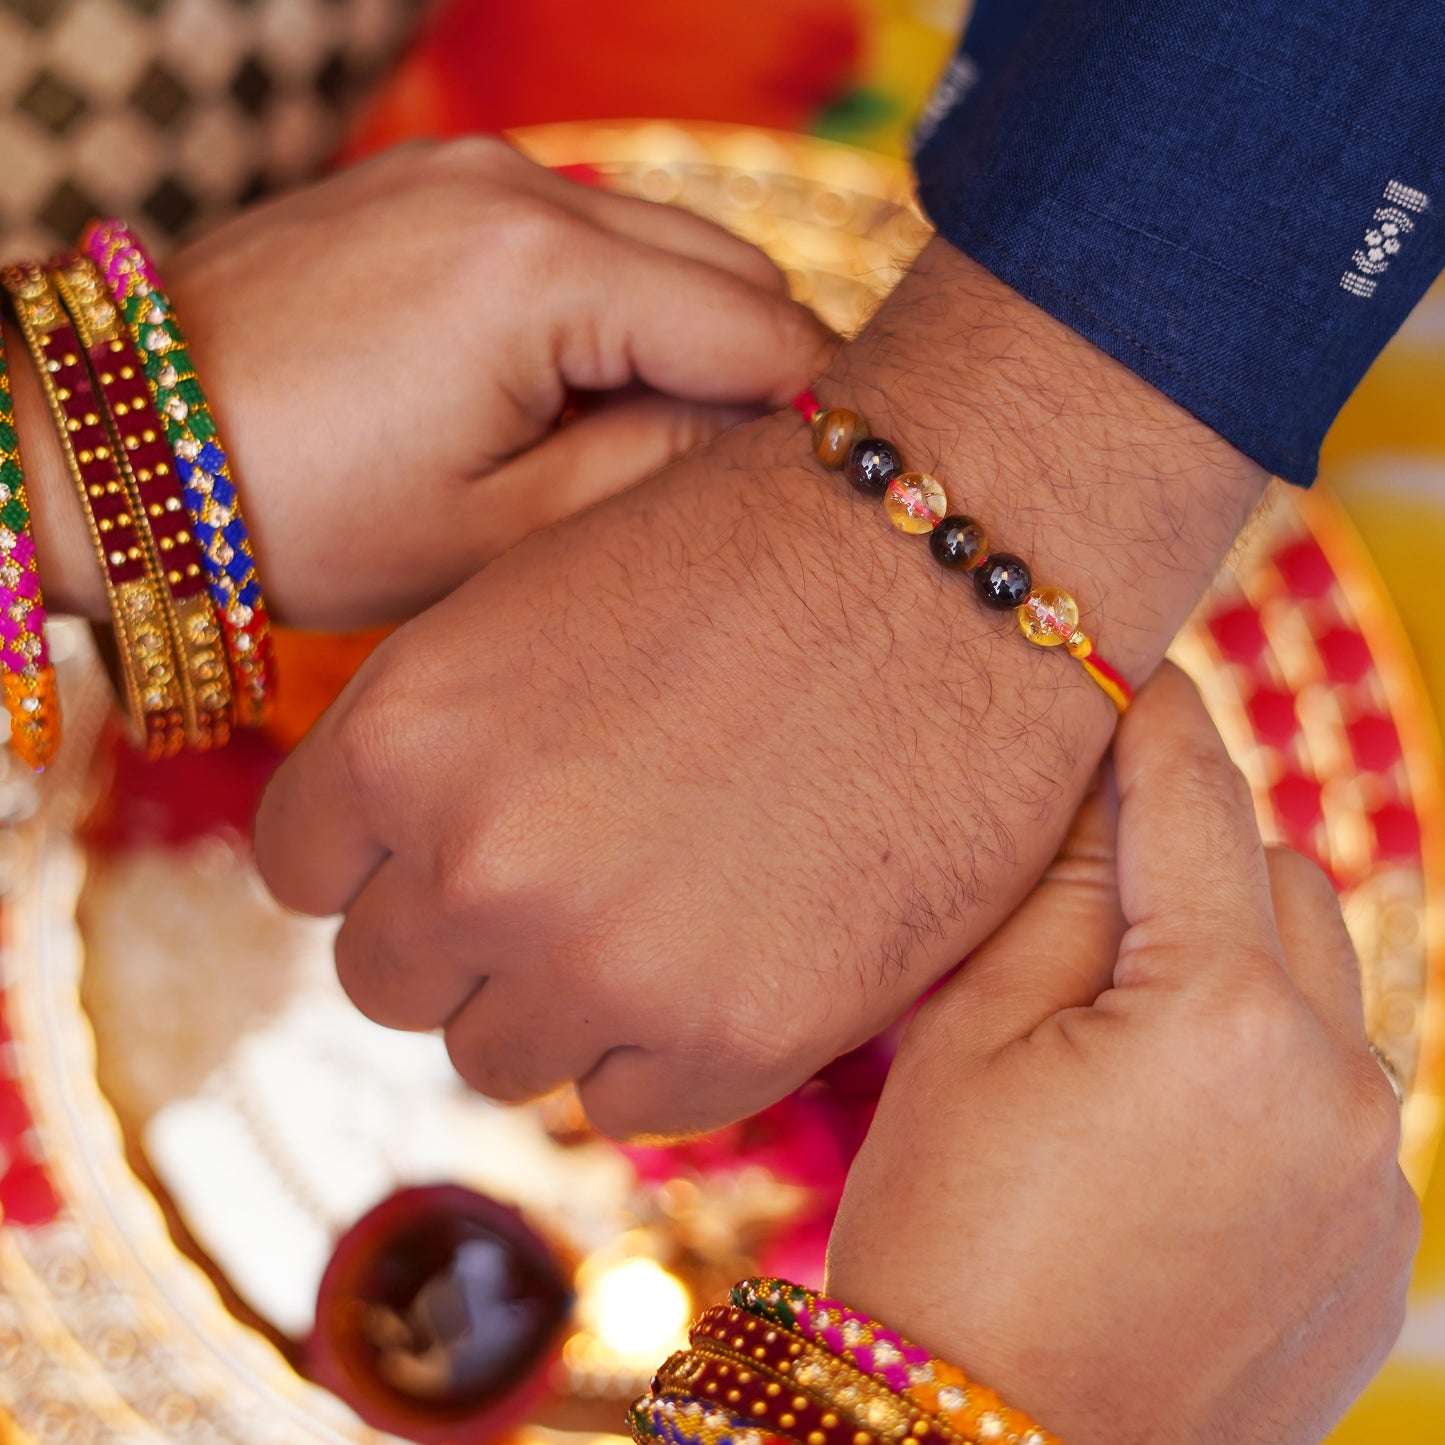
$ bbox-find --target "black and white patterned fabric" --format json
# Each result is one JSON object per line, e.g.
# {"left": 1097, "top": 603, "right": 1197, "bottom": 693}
{"left": 0, "top": 0, "right": 423, "bottom": 261}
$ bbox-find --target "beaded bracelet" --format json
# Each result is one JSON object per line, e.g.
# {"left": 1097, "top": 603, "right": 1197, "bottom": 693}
{"left": 793, "top": 394, "right": 1131, "bottom": 714}
{"left": 732, "top": 1281, "right": 1058, "bottom": 1445}
{"left": 0, "top": 330, "right": 60, "bottom": 770}
{"left": 1, "top": 262, "right": 186, "bottom": 759}
{"left": 51, "top": 254, "right": 233, "bottom": 751}
{"left": 82, "top": 220, "right": 275, "bottom": 727}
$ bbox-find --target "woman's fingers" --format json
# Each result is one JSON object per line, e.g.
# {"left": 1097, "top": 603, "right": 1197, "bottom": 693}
{"left": 504, "top": 141, "right": 795, "bottom": 294}
{"left": 1111, "top": 663, "right": 1281, "bottom": 991}
{"left": 549, "top": 228, "right": 830, "bottom": 406}
{"left": 467, "top": 394, "right": 759, "bottom": 564}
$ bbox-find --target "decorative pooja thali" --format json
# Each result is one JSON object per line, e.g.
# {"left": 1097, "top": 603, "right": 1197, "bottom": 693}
{"left": 0, "top": 123, "right": 1440, "bottom": 1445}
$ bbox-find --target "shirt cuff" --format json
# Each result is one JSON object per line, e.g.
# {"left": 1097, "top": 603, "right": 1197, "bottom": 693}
{"left": 913, "top": 0, "right": 1445, "bottom": 487}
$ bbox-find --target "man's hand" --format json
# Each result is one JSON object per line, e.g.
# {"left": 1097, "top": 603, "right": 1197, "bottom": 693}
{"left": 11, "top": 137, "right": 825, "bottom": 628}
{"left": 255, "top": 239, "right": 1269, "bottom": 1138}
{"left": 827, "top": 665, "right": 1417, "bottom": 1445}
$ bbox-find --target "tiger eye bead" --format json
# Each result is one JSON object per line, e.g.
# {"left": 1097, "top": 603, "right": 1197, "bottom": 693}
{"left": 974, "top": 553, "right": 1032, "bottom": 610}
{"left": 883, "top": 472, "right": 947, "bottom": 533}
{"left": 811, "top": 408, "right": 865, "bottom": 469}
{"left": 1018, "top": 586, "right": 1080, "bottom": 646}
{"left": 844, "top": 438, "right": 902, "bottom": 495}
{"left": 929, "top": 515, "right": 988, "bottom": 570}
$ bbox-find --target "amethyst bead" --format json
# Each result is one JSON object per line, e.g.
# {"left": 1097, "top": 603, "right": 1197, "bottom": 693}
{"left": 974, "top": 553, "right": 1033, "bottom": 609}
{"left": 843, "top": 438, "right": 903, "bottom": 495}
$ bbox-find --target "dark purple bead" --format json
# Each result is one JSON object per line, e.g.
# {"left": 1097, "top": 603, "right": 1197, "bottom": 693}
{"left": 929, "top": 516, "right": 988, "bottom": 571}
{"left": 974, "top": 553, "right": 1032, "bottom": 610}
{"left": 843, "top": 437, "right": 902, "bottom": 495}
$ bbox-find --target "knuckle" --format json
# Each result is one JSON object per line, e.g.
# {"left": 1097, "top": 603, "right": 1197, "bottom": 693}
{"left": 485, "top": 196, "right": 578, "bottom": 276}
{"left": 1393, "top": 1181, "right": 1423, "bottom": 1275}
{"left": 335, "top": 662, "right": 407, "bottom": 797}
{"left": 431, "top": 815, "right": 537, "bottom": 918}
{"left": 332, "top": 917, "right": 393, "bottom": 1022}
{"left": 1206, "top": 978, "right": 1304, "bottom": 1072}
{"left": 576, "top": 1053, "right": 659, "bottom": 1142}
{"left": 1344, "top": 1051, "right": 1405, "bottom": 1168}
{"left": 430, "top": 133, "right": 521, "bottom": 178}
{"left": 444, "top": 1025, "right": 548, "bottom": 1106}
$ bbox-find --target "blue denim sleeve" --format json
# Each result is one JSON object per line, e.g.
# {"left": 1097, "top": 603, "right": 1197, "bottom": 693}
{"left": 913, "top": 1, "right": 1445, "bottom": 485}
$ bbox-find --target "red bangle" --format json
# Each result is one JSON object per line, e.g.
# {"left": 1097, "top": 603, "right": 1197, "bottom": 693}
{"left": 1, "top": 261, "right": 185, "bottom": 759}
{"left": 653, "top": 1344, "right": 935, "bottom": 1445}
{"left": 51, "top": 254, "right": 232, "bottom": 750}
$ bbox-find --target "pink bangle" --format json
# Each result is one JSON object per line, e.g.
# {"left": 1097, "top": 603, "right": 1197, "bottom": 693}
{"left": 0, "top": 325, "right": 59, "bottom": 770}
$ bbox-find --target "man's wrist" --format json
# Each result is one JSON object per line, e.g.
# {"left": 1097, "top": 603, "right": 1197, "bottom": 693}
{"left": 4, "top": 312, "right": 108, "bottom": 620}
{"left": 820, "top": 238, "right": 1269, "bottom": 685}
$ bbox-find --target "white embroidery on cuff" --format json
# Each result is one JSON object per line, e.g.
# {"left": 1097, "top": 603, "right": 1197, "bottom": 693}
{"left": 914, "top": 55, "right": 980, "bottom": 148}
{"left": 1341, "top": 180, "right": 1430, "bottom": 298}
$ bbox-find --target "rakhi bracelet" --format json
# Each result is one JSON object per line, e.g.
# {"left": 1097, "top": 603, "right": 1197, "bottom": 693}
{"left": 733, "top": 1281, "right": 1059, "bottom": 1445}
{"left": 792, "top": 394, "right": 1132, "bottom": 715}
{"left": 1, "top": 262, "right": 186, "bottom": 758}
{"left": 689, "top": 1309, "right": 944, "bottom": 1443}
{"left": 51, "top": 254, "right": 232, "bottom": 751}
{"left": 83, "top": 219, "right": 275, "bottom": 727}
{"left": 651, "top": 1346, "right": 934, "bottom": 1445}
{"left": 0, "top": 328, "right": 59, "bottom": 770}
{"left": 631, "top": 1393, "right": 794, "bottom": 1445}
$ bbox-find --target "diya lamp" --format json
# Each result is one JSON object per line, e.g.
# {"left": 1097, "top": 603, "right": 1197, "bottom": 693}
{"left": 306, "top": 1184, "right": 574, "bottom": 1443}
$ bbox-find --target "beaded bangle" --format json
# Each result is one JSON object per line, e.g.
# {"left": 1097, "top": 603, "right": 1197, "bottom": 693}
{"left": 732, "top": 1281, "right": 1059, "bottom": 1445}
{"left": 82, "top": 220, "right": 275, "bottom": 727}
{"left": 689, "top": 1309, "right": 943, "bottom": 1443}
{"left": 792, "top": 393, "right": 1132, "bottom": 714}
{"left": 652, "top": 1346, "right": 933, "bottom": 1445}
{"left": 631, "top": 1393, "right": 794, "bottom": 1445}
{"left": 51, "top": 255, "right": 232, "bottom": 751}
{"left": 1, "top": 262, "right": 185, "bottom": 759}
{"left": 0, "top": 329, "right": 60, "bottom": 770}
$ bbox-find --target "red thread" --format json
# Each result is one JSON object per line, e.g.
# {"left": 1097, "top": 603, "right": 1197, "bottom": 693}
{"left": 1083, "top": 652, "right": 1132, "bottom": 705}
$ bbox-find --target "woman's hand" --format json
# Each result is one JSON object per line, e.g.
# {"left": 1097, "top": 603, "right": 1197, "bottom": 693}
{"left": 15, "top": 138, "right": 827, "bottom": 628}
{"left": 827, "top": 665, "right": 1417, "bottom": 1445}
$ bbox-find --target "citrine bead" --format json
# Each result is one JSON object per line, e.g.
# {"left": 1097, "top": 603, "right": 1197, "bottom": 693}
{"left": 974, "top": 553, "right": 1032, "bottom": 610}
{"left": 811, "top": 408, "right": 865, "bottom": 469}
{"left": 883, "top": 472, "right": 947, "bottom": 533}
{"left": 1018, "top": 586, "right": 1080, "bottom": 646}
{"left": 844, "top": 438, "right": 902, "bottom": 495}
{"left": 929, "top": 515, "right": 988, "bottom": 570}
